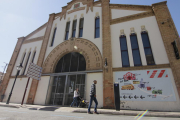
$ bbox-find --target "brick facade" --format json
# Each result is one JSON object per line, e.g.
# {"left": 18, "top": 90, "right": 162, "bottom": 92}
{"left": 1, "top": 0, "right": 180, "bottom": 109}
{"left": 0, "top": 37, "right": 25, "bottom": 101}
{"left": 26, "top": 14, "right": 55, "bottom": 104}
{"left": 152, "top": 1, "right": 180, "bottom": 99}
{"left": 102, "top": 0, "right": 114, "bottom": 108}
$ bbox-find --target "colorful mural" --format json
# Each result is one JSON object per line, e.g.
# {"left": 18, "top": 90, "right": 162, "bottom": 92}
{"left": 115, "top": 69, "right": 176, "bottom": 101}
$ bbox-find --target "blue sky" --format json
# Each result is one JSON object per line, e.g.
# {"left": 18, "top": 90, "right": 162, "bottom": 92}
{"left": 0, "top": 0, "right": 179, "bottom": 72}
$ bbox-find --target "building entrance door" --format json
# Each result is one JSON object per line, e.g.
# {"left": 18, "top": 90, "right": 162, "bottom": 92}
{"left": 46, "top": 74, "right": 86, "bottom": 106}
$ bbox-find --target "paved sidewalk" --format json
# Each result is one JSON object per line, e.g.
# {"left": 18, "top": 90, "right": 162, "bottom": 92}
{"left": 0, "top": 102, "right": 179, "bottom": 118}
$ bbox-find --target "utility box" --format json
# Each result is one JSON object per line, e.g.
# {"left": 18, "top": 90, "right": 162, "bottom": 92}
{"left": 114, "top": 82, "right": 120, "bottom": 111}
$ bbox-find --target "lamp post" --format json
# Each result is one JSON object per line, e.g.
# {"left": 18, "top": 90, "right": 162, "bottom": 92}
{"left": 6, "top": 63, "right": 23, "bottom": 104}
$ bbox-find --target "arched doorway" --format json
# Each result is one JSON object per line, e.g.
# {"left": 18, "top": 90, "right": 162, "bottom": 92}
{"left": 46, "top": 52, "right": 86, "bottom": 106}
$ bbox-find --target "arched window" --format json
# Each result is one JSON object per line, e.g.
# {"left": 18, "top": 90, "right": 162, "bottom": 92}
{"left": 95, "top": 16, "right": 100, "bottom": 38}
{"left": 22, "top": 52, "right": 31, "bottom": 75}
{"left": 79, "top": 18, "right": 84, "bottom": 37}
{"left": 141, "top": 31, "right": 155, "bottom": 65}
{"left": 55, "top": 52, "right": 86, "bottom": 73}
{"left": 65, "top": 22, "right": 70, "bottom": 40}
{"left": 72, "top": 20, "right": 77, "bottom": 38}
{"left": 50, "top": 27, "right": 57, "bottom": 47}
{"left": 130, "top": 33, "right": 142, "bottom": 66}
{"left": 120, "top": 35, "right": 130, "bottom": 67}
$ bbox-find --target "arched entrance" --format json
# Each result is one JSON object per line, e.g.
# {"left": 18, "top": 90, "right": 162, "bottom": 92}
{"left": 46, "top": 52, "right": 87, "bottom": 106}
{"left": 44, "top": 38, "right": 103, "bottom": 106}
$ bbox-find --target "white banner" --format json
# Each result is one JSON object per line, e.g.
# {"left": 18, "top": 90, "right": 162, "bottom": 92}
{"left": 115, "top": 69, "right": 176, "bottom": 101}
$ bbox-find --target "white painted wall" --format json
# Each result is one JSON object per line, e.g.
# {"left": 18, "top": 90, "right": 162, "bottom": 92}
{"left": 34, "top": 76, "right": 50, "bottom": 105}
{"left": 11, "top": 40, "right": 43, "bottom": 76}
{"left": 111, "top": 16, "right": 169, "bottom": 68}
{"left": 3, "top": 77, "right": 32, "bottom": 104}
{"left": 26, "top": 27, "right": 46, "bottom": 40}
{"left": 86, "top": 73, "right": 103, "bottom": 108}
{"left": 111, "top": 9, "right": 146, "bottom": 19}
{"left": 113, "top": 68, "right": 180, "bottom": 111}
{"left": 44, "top": 6, "right": 102, "bottom": 62}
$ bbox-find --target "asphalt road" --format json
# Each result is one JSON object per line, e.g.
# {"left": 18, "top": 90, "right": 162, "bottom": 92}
{"left": 0, "top": 107, "right": 179, "bottom": 120}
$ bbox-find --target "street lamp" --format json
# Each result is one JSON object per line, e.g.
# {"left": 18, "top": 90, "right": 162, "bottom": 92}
{"left": 6, "top": 63, "right": 23, "bottom": 104}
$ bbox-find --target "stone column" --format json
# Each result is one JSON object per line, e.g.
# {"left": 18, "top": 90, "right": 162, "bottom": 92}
{"left": 26, "top": 13, "right": 55, "bottom": 104}
{"left": 152, "top": 2, "right": 180, "bottom": 99}
{"left": 0, "top": 37, "right": 25, "bottom": 101}
{"left": 101, "top": 0, "right": 114, "bottom": 108}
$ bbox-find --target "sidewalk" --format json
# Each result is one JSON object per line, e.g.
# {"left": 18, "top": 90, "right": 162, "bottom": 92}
{"left": 0, "top": 102, "right": 179, "bottom": 118}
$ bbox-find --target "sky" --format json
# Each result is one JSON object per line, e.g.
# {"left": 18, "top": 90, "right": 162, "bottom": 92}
{"left": 0, "top": 0, "right": 179, "bottom": 72}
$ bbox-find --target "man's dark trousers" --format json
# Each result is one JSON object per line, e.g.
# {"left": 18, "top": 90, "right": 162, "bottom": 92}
{"left": 88, "top": 95, "right": 98, "bottom": 112}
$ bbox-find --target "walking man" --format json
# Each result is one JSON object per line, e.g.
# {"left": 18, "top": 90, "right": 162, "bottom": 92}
{"left": 88, "top": 80, "right": 99, "bottom": 114}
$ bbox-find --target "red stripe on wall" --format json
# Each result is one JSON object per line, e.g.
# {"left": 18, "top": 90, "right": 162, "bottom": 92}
{"left": 150, "top": 70, "right": 158, "bottom": 78}
{"left": 158, "top": 70, "right": 165, "bottom": 78}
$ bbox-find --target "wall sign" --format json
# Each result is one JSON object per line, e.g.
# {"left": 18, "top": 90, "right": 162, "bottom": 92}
{"left": 115, "top": 69, "right": 176, "bottom": 101}
{"left": 74, "top": 3, "right": 80, "bottom": 9}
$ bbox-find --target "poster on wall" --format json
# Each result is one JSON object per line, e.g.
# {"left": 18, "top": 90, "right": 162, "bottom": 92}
{"left": 115, "top": 69, "right": 176, "bottom": 101}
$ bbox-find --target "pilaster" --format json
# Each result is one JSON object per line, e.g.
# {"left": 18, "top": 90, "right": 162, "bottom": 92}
{"left": 0, "top": 37, "right": 25, "bottom": 101}
{"left": 152, "top": 1, "right": 180, "bottom": 99}
{"left": 102, "top": 0, "right": 114, "bottom": 108}
{"left": 26, "top": 13, "right": 55, "bottom": 104}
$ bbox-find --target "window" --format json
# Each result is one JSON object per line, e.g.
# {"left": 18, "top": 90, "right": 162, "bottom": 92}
{"left": 120, "top": 35, "right": 130, "bottom": 67}
{"left": 22, "top": 52, "right": 31, "bottom": 75}
{"left": 95, "top": 17, "right": 100, "bottom": 38}
{"left": 141, "top": 31, "right": 155, "bottom": 65}
{"left": 65, "top": 22, "right": 70, "bottom": 40}
{"left": 55, "top": 52, "right": 86, "bottom": 73}
{"left": 72, "top": 20, "right": 77, "bottom": 38}
{"left": 130, "top": 33, "right": 142, "bottom": 66}
{"left": 31, "top": 51, "right": 36, "bottom": 63}
{"left": 79, "top": 18, "right": 84, "bottom": 37}
{"left": 50, "top": 28, "right": 57, "bottom": 47}
{"left": 21, "top": 53, "right": 26, "bottom": 64}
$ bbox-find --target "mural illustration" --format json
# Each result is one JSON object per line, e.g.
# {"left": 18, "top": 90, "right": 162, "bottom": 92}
{"left": 115, "top": 69, "right": 176, "bottom": 101}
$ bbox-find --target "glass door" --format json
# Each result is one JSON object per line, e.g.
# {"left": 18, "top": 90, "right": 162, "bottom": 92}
{"left": 64, "top": 74, "right": 86, "bottom": 105}
{"left": 50, "top": 76, "right": 66, "bottom": 105}
{"left": 46, "top": 74, "right": 86, "bottom": 106}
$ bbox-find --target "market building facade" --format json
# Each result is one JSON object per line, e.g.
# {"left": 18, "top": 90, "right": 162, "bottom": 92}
{"left": 1, "top": 0, "right": 180, "bottom": 111}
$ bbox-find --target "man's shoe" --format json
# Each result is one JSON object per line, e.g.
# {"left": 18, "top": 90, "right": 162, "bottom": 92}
{"left": 87, "top": 111, "right": 93, "bottom": 114}
{"left": 93, "top": 111, "right": 99, "bottom": 114}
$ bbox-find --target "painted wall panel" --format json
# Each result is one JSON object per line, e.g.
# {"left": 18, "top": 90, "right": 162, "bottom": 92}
{"left": 111, "top": 16, "right": 169, "bottom": 68}
{"left": 34, "top": 76, "right": 50, "bottom": 105}
{"left": 86, "top": 73, "right": 103, "bottom": 108}
{"left": 111, "top": 9, "right": 146, "bottom": 19}
{"left": 113, "top": 68, "right": 180, "bottom": 111}
{"left": 3, "top": 77, "right": 32, "bottom": 104}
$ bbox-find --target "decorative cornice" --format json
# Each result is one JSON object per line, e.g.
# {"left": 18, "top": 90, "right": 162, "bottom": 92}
{"left": 68, "top": 7, "right": 85, "bottom": 14}
{"left": 113, "top": 64, "right": 170, "bottom": 72}
{"left": 110, "top": 4, "right": 152, "bottom": 11}
{"left": 54, "top": 12, "right": 61, "bottom": 18}
{"left": 23, "top": 36, "right": 44, "bottom": 44}
{"left": 110, "top": 11, "right": 154, "bottom": 25}
{"left": 93, "top": 1, "right": 101, "bottom": 6}
{"left": 25, "top": 23, "right": 47, "bottom": 40}
{"left": 60, "top": 0, "right": 94, "bottom": 20}
{"left": 152, "top": 1, "right": 167, "bottom": 6}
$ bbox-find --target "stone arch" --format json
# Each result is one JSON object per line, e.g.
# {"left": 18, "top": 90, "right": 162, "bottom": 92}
{"left": 42, "top": 38, "right": 103, "bottom": 73}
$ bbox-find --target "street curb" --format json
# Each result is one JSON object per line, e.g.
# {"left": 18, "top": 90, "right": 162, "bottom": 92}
{"left": 0, "top": 104, "right": 180, "bottom": 118}
{"left": 0, "top": 104, "right": 19, "bottom": 108}
{"left": 73, "top": 109, "right": 180, "bottom": 118}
